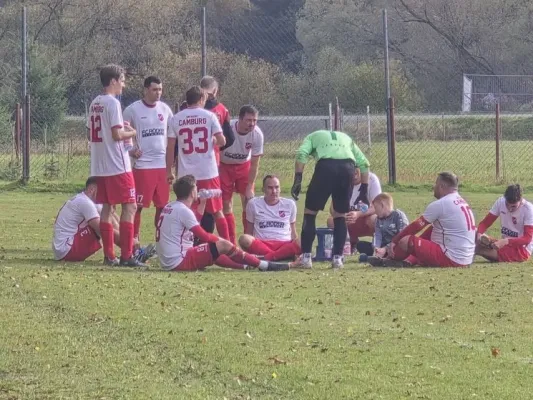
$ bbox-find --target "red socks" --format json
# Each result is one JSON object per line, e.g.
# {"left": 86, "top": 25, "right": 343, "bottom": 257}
{"left": 227, "top": 246, "right": 261, "bottom": 268}
{"left": 100, "top": 222, "right": 115, "bottom": 259}
{"left": 224, "top": 213, "right": 236, "bottom": 245}
{"left": 119, "top": 221, "right": 134, "bottom": 260}
{"left": 133, "top": 210, "right": 141, "bottom": 240}
{"left": 215, "top": 216, "right": 230, "bottom": 241}
{"left": 215, "top": 254, "right": 247, "bottom": 270}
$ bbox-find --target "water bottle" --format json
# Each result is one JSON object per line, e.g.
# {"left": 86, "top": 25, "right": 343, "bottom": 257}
{"left": 357, "top": 201, "right": 369, "bottom": 213}
{"left": 324, "top": 233, "right": 333, "bottom": 259}
{"left": 343, "top": 231, "right": 352, "bottom": 256}
{"left": 198, "top": 189, "right": 222, "bottom": 199}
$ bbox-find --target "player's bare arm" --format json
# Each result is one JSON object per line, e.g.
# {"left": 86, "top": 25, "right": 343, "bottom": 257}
{"left": 213, "top": 132, "right": 226, "bottom": 147}
{"left": 165, "top": 137, "right": 177, "bottom": 183}
{"left": 290, "top": 222, "right": 297, "bottom": 241}
{"left": 111, "top": 125, "right": 136, "bottom": 142}
{"left": 245, "top": 220, "right": 254, "bottom": 236}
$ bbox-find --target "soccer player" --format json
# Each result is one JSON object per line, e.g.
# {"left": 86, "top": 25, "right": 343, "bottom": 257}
{"left": 53, "top": 177, "right": 154, "bottom": 262}
{"left": 476, "top": 184, "right": 533, "bottom": 263}
{"left": 238, "top": 175, "right": 301, "bottom": 261}
{"left": 370, "top": 172, "right": 476, "bottom": 268}
{"left": 291, "top": 130, "right": 370, "bottom": 269}
{"left": 122, "top": 76, "right": 174, "bottom": 241}
{"left": 220, "top": 105, "right": 264, "bottom": 244}
{"left": 87, "top": 64, "right": 144, "bottom": 267}
{"left": 197, "top": 75, "right": 235, "bottom": 237}
{"left": 326, "top": 167, "right": 382, "bottom": 252}
{"left": 166, "top": 86, "right": 230, "bottom": 240}
{"left": 156, "top": 175, "right": 291, "bottom": 272}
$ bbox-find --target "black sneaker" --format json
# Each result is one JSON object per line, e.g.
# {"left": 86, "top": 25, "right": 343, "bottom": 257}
{"left": 120, "top": 257, "right": 148, "bottom": 268}
{"left": 366, "top": 256, "right": 385, "bottom": 267}
{"left": 259, "top": 261, "right": 290, "bottom": 272}
{"left": 383, "top": 259, "right": 412, "bottom": 268}
{"left": 104, "top": 257, "right": 120, "bottom": 266}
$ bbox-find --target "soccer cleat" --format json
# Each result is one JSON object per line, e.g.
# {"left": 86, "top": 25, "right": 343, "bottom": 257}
{"left": 479, "top": 234, "right": 496, "bottom": 249}
{"left": 331, "top": 255, "right": 344, "bottom": 269}
{"left": 258, "top": 261, "right": 291, "bottom": 272}
{"left": 383, "top": 259, "right": 412, "bottom": 268}
{"left": 104, "top": 257, "right": 120, "bottom": 266}
{"left": 134, "top": 243, "right": 156, "bottom": 263}
{"left": 366, "top": 256, "right": 385, "bottom": 267}
{"left": 299, "top": 253, "right": 313, "bottom": 269}
{"left": 119, "top": 257, "right": 148, "bottom": 268}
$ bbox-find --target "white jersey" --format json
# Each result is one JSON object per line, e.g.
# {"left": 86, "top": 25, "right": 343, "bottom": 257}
{"left": 220, "top": 120, "right": 264, "bottom": 165}
{"left": 350, "top": 172, "right": 382, "bottom": 210}
{"left": 168, "top": 107, "right": 222, "bottom": 180}
{"left": 422, "top": 192, "right": 476, "bottom": 265}
{"left": 88, "top": 94, "right": 131, "bottom": 176}
{"left": 52, "top": 192, "right": 100, "bottom": 260}
{"left": 123, "top": 100, "right": 174, "bottom": 169}
{"left": 246, "top": 197, "right": 297, "bottom": 241}
{"left": 156, "top": 201, "right": 199, "bottom": 269}
{"left": 489, "top": 197, "right": 533, "bottom": 253}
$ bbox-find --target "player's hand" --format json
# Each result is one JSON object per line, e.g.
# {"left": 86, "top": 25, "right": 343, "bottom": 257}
{"left": 129, "top": 148, "right": 142, "bottom": 158}
{"left": 354, "top": 183, "right": 369, "bottom": 206}
{"left": 291, "top": 172, "right": 303, "bottom": 201}
{"left": 492, "top": 238, "right": 509, "bottom": 249}
{"left": 245, "top": 185, "right": 255, "bottom": 200}
{"left": 167, "top": 172, "right": 175, "bottom": 185}
{"left": 374, "top": 247, "right": 386, "bottom": 258}
{"left": 345, "top": 211, "right": 359, "bottom": 224}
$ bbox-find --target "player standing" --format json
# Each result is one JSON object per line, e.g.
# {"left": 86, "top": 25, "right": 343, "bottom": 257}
{"left": 371, "top": 172, "right": 476, "bottom": 268}
{"left": 291, "top": 130, "right": 371, "bottom": 269}
{"left": 87, "top": 64, "right": 144, "bottom": 267}
{"left": 476, "top": 184, "right": 533, "bottom": 263}
{"left": 220, "top": 105, "right": 264, "bottom": 244}
{"left": 123, "top": 76, "right": 173, "bottom": 241}
{"left": 166, "top": 86, "right": 230, "bottom": 240}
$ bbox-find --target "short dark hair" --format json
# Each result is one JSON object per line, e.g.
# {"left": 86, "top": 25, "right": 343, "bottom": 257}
{"left": 239, "top": 105, "right": 258, "bottom": 119}
{"left": 100, "top": 64, "right": 124, "bottom": 87}
{"left": 85, "top": 176, "right": 98, "bottom": 188}
{"left": 173, "top": 175, "right": 196, "bottom": 200}
{"left": 186, "top": 86, "right": 205, "bottom": 106}
{"left": 144, "top": 76, "right": 162, "bottom": 88}
{"left": 504, "top": 184, "right": 522, "bottom": 203}
{"left": 262, "top": 174, "right": 279, "bottom": 187}
{"left": 437, "top": 172, "right": 459, "bottom": 189}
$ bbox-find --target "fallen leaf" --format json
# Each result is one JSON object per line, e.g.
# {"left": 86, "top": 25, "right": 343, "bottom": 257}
{"left": 335, "top": 300, "right": 341, "bottom": 305}
{"left": 268, "top": 356, "right": 287, "bottom": 365}
{"left": 271, "top": 372, "right": 277, "bottom": 379}
{"left": 491, "top": 347, "right": 500, "bottom": 357}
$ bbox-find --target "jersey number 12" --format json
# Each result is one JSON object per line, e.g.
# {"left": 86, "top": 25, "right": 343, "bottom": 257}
{"left": 90, "top": 115, "right": 102, "bottom": 143}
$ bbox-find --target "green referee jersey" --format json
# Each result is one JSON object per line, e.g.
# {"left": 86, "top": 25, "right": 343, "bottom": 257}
{"left": 296, "top": 130, "right": 370, "bottom": 172}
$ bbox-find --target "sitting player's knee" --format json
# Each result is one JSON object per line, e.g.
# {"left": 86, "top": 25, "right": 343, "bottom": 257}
{"left": 238, "top": 234, "right": 253, "bottom": 249}
{"left": 216, "top": 239, "right": 233, "bottom": 254}
{"left": 398, "top": 236, "right": 412, "bottom": 251}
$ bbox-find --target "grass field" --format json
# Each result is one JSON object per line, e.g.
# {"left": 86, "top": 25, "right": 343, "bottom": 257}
{"left": 2, "top": 187, "right": 533, "bottom": 399}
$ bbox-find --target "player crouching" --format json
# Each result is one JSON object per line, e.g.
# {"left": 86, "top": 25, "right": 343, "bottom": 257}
{"left": 476, "top": 184, "right": 533, "bottom": 263}
{"left": 238, "top": 175, "right": 301, "bottom": 261}
{"left": 156, "top": 175, "right": 292, "bottom": 272}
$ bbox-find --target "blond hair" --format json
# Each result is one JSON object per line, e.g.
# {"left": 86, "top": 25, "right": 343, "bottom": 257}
{"left": 372, "top": 192, "right": 394, "bottom": 208}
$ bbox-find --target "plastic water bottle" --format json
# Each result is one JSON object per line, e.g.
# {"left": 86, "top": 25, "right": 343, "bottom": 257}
{"left": 198, "top": 189, "right": 222, "bottom": 199}
{"left": 324, "top": 233, "right": 333, "bottom": 259}
{"left": 343, "top": 231, "right": 352, "bottom": 256}
{"left": 357, "top": 201, "right": 369, "bottom": 213}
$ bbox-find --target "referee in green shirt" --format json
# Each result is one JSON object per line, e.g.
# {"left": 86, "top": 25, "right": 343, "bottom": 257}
{"left": 291, "top": 130, "right": 370, "bottom": 269}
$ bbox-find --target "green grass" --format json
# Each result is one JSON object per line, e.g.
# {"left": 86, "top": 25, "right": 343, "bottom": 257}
{"left": 2, "top": 189, "right": 533, "bottom": 399}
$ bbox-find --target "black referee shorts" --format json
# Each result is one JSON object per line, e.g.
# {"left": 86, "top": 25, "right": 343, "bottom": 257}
{"left": 305, "top": 158, "right": 355, "bottom": 213}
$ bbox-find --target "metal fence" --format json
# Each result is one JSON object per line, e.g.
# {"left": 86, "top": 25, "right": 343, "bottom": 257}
{"left": 1, "top": 4, "right": 533, "bottom": 188}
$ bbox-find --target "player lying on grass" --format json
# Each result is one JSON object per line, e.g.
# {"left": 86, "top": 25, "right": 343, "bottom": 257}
{"left": 155, "top": 175, "right": 293, "bottom": 272}
{"left": 238, "top": 175, "right": 301, "bottom": 261}
{"left": 326, "top": 167, "right": 382, "bottom": 253}
{"left": 476, "top": 184, "right": 533, "bottom": 263}
{"left": 53, "top": 177, "right": 155, "bottom": 263}
{"left": 367, "top": 172, "right": 476, "bottom": 268}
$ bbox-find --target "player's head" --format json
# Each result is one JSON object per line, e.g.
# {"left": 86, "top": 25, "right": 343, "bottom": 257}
{"left": 143, "top": 76, "right": 162, "bottom": 104}
{"left": 84, "top": 176, "right": 99, "bottom": 201}
{"left": 100, "top": 64, "right": 125, "bottom": 95}
{"left": 434, "top": 172, "right": 459, "bottom": 199}
{"left": 353, "top": 167, "right": 362, "bottom": 185}
{"left": 372, "top": 192, "right": 393, "bottom": 218}
{"left": 263, "top": 174, "right": 280, "bottom": 204}
{"left": 173, "top": 175, "right": 198, "bottom": 202}
{"left": 200, "top": 75, "right": 218, "bottom": 99}
{"left": 186, "top": 86, "right": 207, "bottom": 108}
{"left": 237, "top": 105, "right": 258, "bottom": 134}
{"left": 504, "top": 184, "right": 523, "bottom": 212}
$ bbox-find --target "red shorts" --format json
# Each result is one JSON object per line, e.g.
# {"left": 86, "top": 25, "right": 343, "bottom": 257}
{"left": 498, "top": 246, "right": 530, "bottom": 263}
{"left": 219, "top": 161, "right": 252, "bottom": 202}
{"left": 197, "top": 177, "right": 223, "bottom": 214}
{"left": 62, "top": 226, "right": 102, "bottom": 262}
{"left": 133, "top": 168, "right": 169, "bottom": 208}
{"left": 96, "top": 172, "right": 136, "bottom": 205}
{"left": 255, "top": 239, "right": 292, "bottom": 253}
{"left": 172, "top": 244, "right": 214, "bottom": 271}
{"left": 348, "top": 214, "right": 376, "bottom": 242}
{"left": 406, "top": 237, "right": 466, "bottom": 268}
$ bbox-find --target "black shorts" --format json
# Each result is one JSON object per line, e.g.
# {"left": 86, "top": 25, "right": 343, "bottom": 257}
{"left": 305, "top": 158, "right": 355, "bottom": 213}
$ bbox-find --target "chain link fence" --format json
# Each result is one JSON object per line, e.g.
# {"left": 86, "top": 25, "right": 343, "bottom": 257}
{"left": 2, "top": 3, "right": 533, "bottom": 188}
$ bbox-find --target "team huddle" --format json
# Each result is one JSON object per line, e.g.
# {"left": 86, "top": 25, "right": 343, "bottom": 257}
{"left": 52, "top": 64, "right": 533, "bottom": 270}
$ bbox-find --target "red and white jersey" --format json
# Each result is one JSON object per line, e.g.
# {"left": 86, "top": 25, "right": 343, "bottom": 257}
{"left": 168, "top": 107, "right": 222, "bottom": 180}
{"left": 52, "top": 192, "right": 100, "bottom": 260}
{"left": 123, "top": 100, "right": 174, "bottom": 169}
{"left": 422, "top": 192, "right": 476, "bottom": 265}
{"left": 156, "top": 201, "right": 199, "bottom": 269}
{"left": 246, "top": 197, "right": 296, "bottom": 241}
{"left": 349, "top": 172, "right": 382, "bottom": 210}
{"left": 87, "top": 94, "right": 131, "bottom": 176}
{"left": 489, "top": 197, "right": 533, "bottom": 253}
{"left": 220, "top": 120, "right": 264, "bottom": 165}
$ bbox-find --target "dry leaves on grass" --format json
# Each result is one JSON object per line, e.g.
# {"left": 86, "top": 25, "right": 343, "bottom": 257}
{"left": 268, "top": 356, "right": 288, "bottom": 365}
